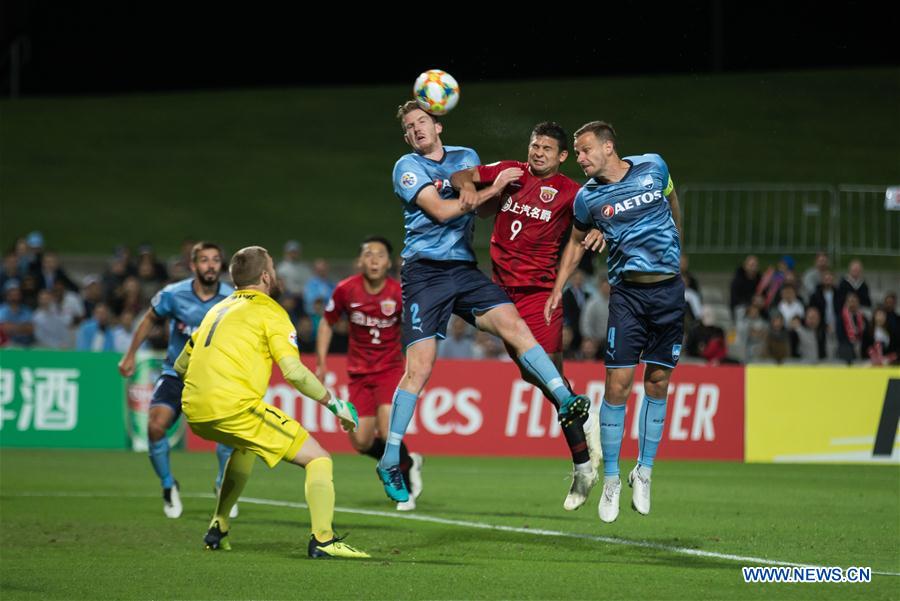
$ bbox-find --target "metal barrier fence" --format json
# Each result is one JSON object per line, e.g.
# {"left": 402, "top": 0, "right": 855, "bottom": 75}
{"left": 680, "top": 184, "right": 900, "bottom": 262}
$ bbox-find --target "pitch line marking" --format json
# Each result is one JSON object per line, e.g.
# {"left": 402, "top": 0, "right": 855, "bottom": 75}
{"left": 4, "top": 491, "right": 899, "bottom": 577}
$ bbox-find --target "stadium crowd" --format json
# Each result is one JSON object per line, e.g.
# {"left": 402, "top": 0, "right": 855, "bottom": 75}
{"left": 2, "top": 232, "right": 897, "bottom": 367}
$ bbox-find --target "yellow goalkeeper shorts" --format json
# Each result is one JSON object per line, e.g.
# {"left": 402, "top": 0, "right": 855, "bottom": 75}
{"left": 188, "top": 401, "right": 309, "bottom": 468}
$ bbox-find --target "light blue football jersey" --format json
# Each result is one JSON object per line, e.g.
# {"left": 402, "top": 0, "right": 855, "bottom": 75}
{"left": 574, "top": 153, "right": 680, "bottom": 285}
{"left": 392, "top": 145, "right": 481, "bottom": 262}
{"left": 150, "top": 278, "right": 234, "bottom": 377}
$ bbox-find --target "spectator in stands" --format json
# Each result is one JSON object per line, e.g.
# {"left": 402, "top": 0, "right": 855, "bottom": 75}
{"left": 562, "top": 269, "right": 590, "bottom": 352}
{"left": 19, "top": 272, "right": 40, "bottom": 309}
{"left": 438, "top": 315, "right": 476, "bottom": 359}
{"left": 136, "top": 244, "right": 169, "bottom": 282}
{"left": 137, "top": 253, "right": 168, "bottom": 300}
{"left": 37, "top": 252, "right": 77, "bottom": 292}
{"left": 836, "top": 292, "right": 867, "bottom": 364}
{"left": 734, "top": 304, "right": 767, "bottom": 363}
{"left": 837, "top": 259, "right": 872, "bottom": 314}
{"left": 167, "top": 238, "right": 197, "bottom": 281}
{"left": 810, "top": 271, "right": 839, "bottom": 334}
{"left": 1, "top": 253, "right": 20, "bottom": 290}
{"left": 863, "top": 307, "right": 898, "bottom": 366}
{"left": 295, "top": 316, "right": 316, "bottom": 354}
{"left": 304, "top": 259, "right": 335, "bottom": 315}
{"left": 13, "top": 237, "right": 32, "bottom": 277}
{"left": 277, "top": 240, "right": 313, "bottom": 299}
{"left": 776, "top": 283, "right": 805, "bottom": 324}
{"left": 790, "top": 306, "right": 830, "bottom": 363}
{"left": 680, "top": 255, "right": 701, "bottom": 298}
{"left": 33, "top": 289, "right": 72, "bottom": 349}
{"left": 579, "top": 275, "right": 610, "bottom": 356}
{"left": 22, "top": 231, "right": 45, "bottom": 275}
{"left": 683, "top": 272, "right": 703, "bottom": 326}
{"left": 686, "top": 307, "right": 730, "bottom": 365}
{"left": 278, "top": 290, "right": 306, "bottom": 324}
{"left": 802, "top": 251, "right": 830, "bottom": 299}
{"left": 51, "top": 279, "right": 86, "bottom": 330}
{"left": 0, "top": 279, "right": 35, "bottom": 347}
{"left": 756, "top": 255, "right": 795, "bottom": 309}
{"left": 730, "top": 254, "right": 761, "bottom": 318}
{"left": 76, "top": 303, "right": 117, "bottom": 351}
{"left": 765, "top": 313, "right": 791, "bottom": 364}
{"left": 80, "top": 275, "right": 104, "bottom": 318}
{"left": 111, "top": 276, "right": 146, "bottom": 317}
{"left": 102, "top": 252, "right": 134, "bottom": 305}
{"left": 750, "top": 293, "right": 770, "bottom": 321}
{"left": 883, "top": 292, "right": 899, "bottom": 340}
{"left": 112, "top": 309, "right": 139, "bottom": 353}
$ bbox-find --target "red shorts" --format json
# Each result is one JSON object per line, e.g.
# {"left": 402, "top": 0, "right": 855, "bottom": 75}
{"left": 347, "top": 366, "right": 404, "bottom": 418}
{"left": 504, "top": 286, "right": 563, "bottom": 354}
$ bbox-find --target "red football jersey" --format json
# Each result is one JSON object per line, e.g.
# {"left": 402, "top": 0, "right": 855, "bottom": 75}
{"left": 324, "top": 274, "right": 404, "bottom": 376}
{"left": 477, "top": 160, "right": 579, "bottom": 289}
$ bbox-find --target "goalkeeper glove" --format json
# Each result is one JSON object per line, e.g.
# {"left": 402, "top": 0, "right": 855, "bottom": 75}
{"left": 327, "top": 397, "right": 359, "bottom": 433}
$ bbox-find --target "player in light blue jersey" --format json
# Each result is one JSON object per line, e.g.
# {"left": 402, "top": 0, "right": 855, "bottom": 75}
{"left": 376, "top": 100, "right": 591, "bottom": 504}
{"left": 546, "top": 121, "right": 685, "bottom": 523}
{"left": 119, "top": 242, "right": 236, "bottom": 518}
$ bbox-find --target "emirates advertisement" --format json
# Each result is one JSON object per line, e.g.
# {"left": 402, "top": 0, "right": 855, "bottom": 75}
{"left": 187, "top": 358, "right": 745, "bottom": 461}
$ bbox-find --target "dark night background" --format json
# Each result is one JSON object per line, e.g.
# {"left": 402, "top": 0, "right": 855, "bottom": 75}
{"left": 2, "top": 1, "right": 899, "bottom": 96}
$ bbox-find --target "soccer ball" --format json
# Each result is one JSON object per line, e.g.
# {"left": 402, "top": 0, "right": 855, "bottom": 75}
{"left": 413, "top": 69, "right": 460, "bottom": 116}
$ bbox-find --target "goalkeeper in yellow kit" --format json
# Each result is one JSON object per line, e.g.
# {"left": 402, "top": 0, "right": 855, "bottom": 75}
{"left": 175, "top": 245, "right": 369, "bottom": 559}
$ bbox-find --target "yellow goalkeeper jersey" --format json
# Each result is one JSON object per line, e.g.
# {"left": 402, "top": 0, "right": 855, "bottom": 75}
{"left": 181, "top": 289, "right": 298, "bottom": 422}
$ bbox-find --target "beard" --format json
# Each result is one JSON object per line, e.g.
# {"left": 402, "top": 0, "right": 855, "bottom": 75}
{"left": 267, "top": 277, "right": 282, "bottom": 301}
{"left": 198, "top": 270, "right": 220, "bottom": 286}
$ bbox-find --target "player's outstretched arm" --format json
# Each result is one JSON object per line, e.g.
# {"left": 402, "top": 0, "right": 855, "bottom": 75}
{"left": 314, "top": 317, "right": 334, "bottom": 381}
{"left": 544, "top": 227, "right": 590, "bottom": 325}
{"left": 118, "top": 308, "right": 161, "bottom": 377}
{"left": 277, "top": 356, "right": 358, "bottom": 432}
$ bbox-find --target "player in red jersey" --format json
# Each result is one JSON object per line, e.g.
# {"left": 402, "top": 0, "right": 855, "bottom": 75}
{"left": 316, "top": 236, "right": 423, "bottom": 511}
{"left": 451, "top": 122, "right": 604, "bottom": 511}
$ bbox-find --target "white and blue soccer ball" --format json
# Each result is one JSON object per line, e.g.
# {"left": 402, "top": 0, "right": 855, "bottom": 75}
{"left": 413, "top": 69, "right": 460, "bottom": 116}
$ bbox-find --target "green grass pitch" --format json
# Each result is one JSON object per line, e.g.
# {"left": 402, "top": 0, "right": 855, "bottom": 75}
{"left": 1, "top": 449, "right": 898, "bottom": 600}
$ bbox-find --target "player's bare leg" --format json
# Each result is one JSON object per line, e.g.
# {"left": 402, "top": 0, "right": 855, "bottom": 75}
{"left": 378, "top": 339, "right": 436, "bottom": 502}
{"left": 476, "top": 304, "right": 589, "bottom": 426}
{"left": 147, "top": 404, "right": 182, "bottom": 518}
{"left": 628, "top": 364, "right": 672, "bottom": 516}
{"left": 598, "top": 366, "right": 635, "bottom": 522}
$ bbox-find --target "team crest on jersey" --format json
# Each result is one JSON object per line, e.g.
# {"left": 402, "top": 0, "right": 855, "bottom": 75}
{"left": 380, "top": 299, "right": 397, "bottom": 317}
{"left": 539, "top": 186, "right": 558, "bottom": 203}
{"left": 640, "top": 174, "right": 654, "bottom": 190}
{"left": 601, "top": 205, "right": 615, "bottom": 219}
{"left": 400, "top": 172, "right": 418, "bottom": 189}
{"left": 289, "top": 331, "right": 298, "bottom": 348}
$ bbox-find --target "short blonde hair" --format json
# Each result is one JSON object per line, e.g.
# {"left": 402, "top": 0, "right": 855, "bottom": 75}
{"left": 229, "top": 246, "right": 270, "bottom": 287}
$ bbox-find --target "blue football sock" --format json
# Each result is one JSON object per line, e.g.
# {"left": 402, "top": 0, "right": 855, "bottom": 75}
{"left": 637, "top": 396, "right": 668, "bottom": 470}
{"left": 148, "top": 438, "right": 174, "bottom": 489}
{"left": 519, "top": 345, "right": 570, "bottom": 405}
{"left": 600, "top": 399, "right": 626, "bottom": 477}
{"left": 379, "top": 389, "right": 418, "bottom": 469}
{"left": 215, "top": 443, "right": 233, "bottom": 490}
